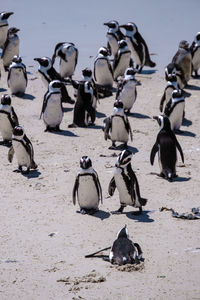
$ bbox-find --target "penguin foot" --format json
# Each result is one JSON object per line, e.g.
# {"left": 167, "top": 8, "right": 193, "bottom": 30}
{"left": 13, "top": 168, "right": 22, "bottom": 173}
{"left": 68, "top": 123, "right": 78, "bottom": 128}
{"left": 80, "top": 209, "right": 87, "bottom": 215}
{"left": 109, "top": 142, "right": 116, "bottom": 150}
{"left": 112, "top": 205, "right": 125, "bottom": 214}
{"left": 55, "top": 126, "right": 62, "bottom": 132}
{"left": 21, "top": 168, "right": 30, "bottom": 175}
{"left": 44, "top": 126, "right": 53, "bottom": 132}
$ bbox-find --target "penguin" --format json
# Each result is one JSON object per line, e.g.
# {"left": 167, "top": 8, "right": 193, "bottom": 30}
{"left": 93, "top": 46, "right": 113, "bottom": 88}
{"left": 113, "top": 40, "right": 132, "bottom": 81}
{"left": 172, "top": 40, "right": 192, "bottom": 85}
{"left": 8, "top": 126, "right": 38, "bottom": 174}
{"left": 150, "top": 115, "right": 184, "bottom": 181}
{"left": 108, "top": 149, "right": 147, "bottom": 214}
{"left": 116, "top": 67, "right": 137, "bottom": 113}
{"left": 52, "top": 42, "right": 78, "bottom": 78}
{"left": 159, "top": 74, "right": 180, "bottom": 112}
{"left": 103, "top": 100, "right": 133, "bottom": 149}
{"left": 41, "top": 80, "right": 64, "bottom": 132}
{"left": 72, "top": 156, "right": 102, "bottom": 214}
{"left": 0, "top": 94, "right": 19, "bottom": 146}
{"left": 1, "top": 27, "right": 20, "bottom": 71}
{"left": 109, "top": 225, "right": 143, "bottom": 265}
{"left": 103, "top": 20, "right": 125, "bottom": 57}
{"left": 164, "top": 89, "right": 185, "bottom": 132}
{"left": 119, "top": 22, "right": 156, "bottom": 72}
{"left": 7, "top": 55, "right": 28, "bottom": 96}
{"left": 34, "top": 56, "right": 74, "bottom": 104}
{"left": 69, "top": 68, "right": 96, "bottom": 128}
{"left": 165, "top": 62, "right": 186, "bottom": 89}
{"left": 0, "top": 11, "right": 13, "bottom": 49}
{"left": 190, "top": 32, "right": 200, "bottom": 77}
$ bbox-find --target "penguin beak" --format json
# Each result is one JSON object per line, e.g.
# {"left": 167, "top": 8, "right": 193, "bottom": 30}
{"left": 103, "top": 22, "right": 110, "bottom": 26}
{"left": 34, "top": 58, "right": 42, "bottom": 63}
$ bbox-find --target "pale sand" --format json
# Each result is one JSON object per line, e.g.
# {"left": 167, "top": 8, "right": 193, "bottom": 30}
{"left": 0, "top": 61, "right": 200, "bottom": 300}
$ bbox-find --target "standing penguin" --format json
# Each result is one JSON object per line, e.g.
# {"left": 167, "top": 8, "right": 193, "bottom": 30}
{"left": 172, "top": 40, "right": 192, "bottom": 85}
{"left": 103, "top": 101, "right": 133, "bottom": 149}
{"left": 113, "top": 40, "right": 132, "bottom": 81}
{"left": 0, "top": 94, "right": 19, "bottom": 146}
{"left": 190, "top": 32, "right": 200, "bottom": 77}
{"left": 150, "top": 115, "right": 184, "bottom": 181}
{"left": 0, "top": 11, "right": 13, "bottom": 49}
{"left": 51, "top": 42, "right": 78, "bottom": 78}
{"left": 34, "top": 56, "right": 74, "bottom": 104}
{"left": 8, "top": 55, "right": 27, "bottom": 96}
{"left": 165, "top": 62, "right": 186, "bottom": 89}
{"left": 104, "top": 20, "right": 124, "bottom": 57}
{"left": 8, "top": 126, "right": 37, "bottom": 174}
{"left": 73, "top": 156, "right": 102, "bottom": 215}
{"left": 116, "top": 67, "right": 137, "bottom": 113}
{"left": 94, "top": 46, "right": 113, "bottom": 88}
{"left": 120, "top": 22, "right": 156, "bottom": 72}
{"left": 108, "top": 149, "right": 147, "bottom": 214}
{"left": 41, "top": 80, "right": 64, "bottom": 132}
{"left": 109, "top": 225, "right": 143, "bottom": 265}
{"left": 1, "top": 27, "right": 20, "bottom": 71}
{"left": 164, "top": 89, "right": 185, "bottom": 132}
{"left": 159, "top": 74, "right": 180, "bottom": 112}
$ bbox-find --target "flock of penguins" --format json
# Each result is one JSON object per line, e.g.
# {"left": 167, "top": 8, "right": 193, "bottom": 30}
{"left": 0, "top": 11, "right": 200, "bottom": 266}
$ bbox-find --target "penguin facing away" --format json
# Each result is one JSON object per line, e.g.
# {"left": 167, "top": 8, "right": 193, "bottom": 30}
{"left": 103, "top": 20, "right": 125, "bottom": 57}
{"left": 0, "top": 94, "right": 19, "bottom": 146}
{"left": 150, "top": 115, "right": 184, "bottom": 181}
{"left": 108, "top": 149, "right": 147, "bottom": 214}
{"left": 8, "top": 55, "right": 28, "bottom": 96}
{"left": 109, "top": 225, "right": 143, "bottom": 265}
{"left": 159, "top": 74, "right": 180, "bottom": 112}
{"left": 103, "top": 100, "right": 133, "bottom": 149}
{"left": 41, "top": 80, "right": 64, "bottom": 132}
{"left": 113, "top": 40, "right": 132, "bottom": 81}
{"left": 1, "top": 27, "right": 20, "bottom": 71}
{"left": 190, "top": 32, "right": 200, "bottom": 77}
{"left": 0, "top": 11, "right": 14, "bottom": 49}
{"left": 116, "top": 67, "right": 137, "bottom": 113}
{"left": 119, "top": 22, "right": 156, "bottom": 72}
{"left": 164, "top": 89, "right": 185, "bottom": 132}
{"left": 73, "top": 156, "right": 102, "bottom": 215}
{"left": 94, "top": 46, "right": 113, "bottom": 87}
{"left": 52, "top": 42, "right": 78, "bottom": 78}
{"left": 8, "top": 126, "right": 38, "bottom": 174}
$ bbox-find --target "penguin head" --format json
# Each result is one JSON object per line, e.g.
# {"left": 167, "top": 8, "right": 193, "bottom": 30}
{"left": 1, "top": 94, "right": 11, "bottom": 106}
{"left": 8, "top": 27, "right": 20, "bottom": 36}
{"left": 117, "top": 225, "right": 129, "bottom": 239}
{"left": 124, "top": 67, "right": 136, "bottom": 79}
{"left": 104, "top": 20, "right": 119, "bottom": 31}
{"left": 116, "top": 149, "right": 133, "bottom": 168}
{"left": 119, "top": 22, "right": 138, "bottom": 35}
{"left": 82, "top": 68, "right": 92, "bottom": 81}
{"left": 172, "top": 89, "right": 183, "bottom": 99}
{"left": 114, "top": 100, "right": 123, "bottom": 109}
{"left": 118, "top": 39, "right": 128, "bottom": 49}
{"left": 34, "top": 57, "right": 52, "bottom": 68}
{"left": 113, "top": 101, "right": 124, "bottom": 116}
{"left": 167, "top": 73, "right": 177, "bottom": 83}
{"left": 80, "top": 156, "right": 92, "bottom": 169}
{"left": 195, "top": 32, "right": 200, "bottom": 41}
{"left": 98, "top": 46, "right": 109, "bottom": 57}
{"left": 12, "top": 55, "right": 22, "bottom": 64}
{"left": 179, "top": 40, "right": 189, "bottom": 50}
{"left": 153, "top": 115, "right": 171, "bottom": 131}
{"left": 13, "top": 126, "right": 24, "bottom": 138}
{"left": 49, "top": 80, "right": 62, "bottom": 91}
{"left": 0, "top": 11, "right": 14, "bottom": 21}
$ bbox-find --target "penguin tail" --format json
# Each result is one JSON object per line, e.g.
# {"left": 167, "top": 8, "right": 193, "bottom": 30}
{"left": 140, "top": 198, "right": 147, "bottom": 206}
{"left": 31, "top": 160, "right": 38, "bottom": 170}
{"left": 145, "top": 60, "right": 156, "bottom": 68}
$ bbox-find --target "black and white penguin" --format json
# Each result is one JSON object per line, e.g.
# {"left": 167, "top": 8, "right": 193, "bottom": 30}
{"left": 172, "top": 40, "right": 192, "bottom": 85}
{"left": 119, "top": 22, "right": 156, "bottom": 72}
{"left": 164, "top": 89, "right": 185, "bottom": 132}
{"left": 165, "top": 62, "right": 186, "bottom": 89}
{"left": 51, "top": 42, "right": 78, "bottom": 78}
{"left": 103, "top": 101, "right": 133, "bottom": 149}
{"left": 7, "top": 55, "right": 27, "bottom": 96}
{"left": 69, "top": 68, "right": 96, "bottom": 127}
{"left": 34, "top": 56, "right": 74, "bottom": 104}
{"left": 1, "top": 27, "right": 20, "bottom": 71}
{"left": 116, "top": 67, "right": 137, "bottom": 113}
{"left": 72, "top": 156, "right": 102, "bottom": 214}
{"left": 8, "top": 126, "right": 38, "bottom": 174}
{"left": 0, "top": 94, "right": 19, "bottom": 146}
{"left": 103, "top": 20, "right": 124, "bottom": 57}
{"left": 108, "top": 149, "right": 147, "bottom": 214}
{"left": 160, "top": 74, "right": 180, "bottom": 112}
{"left": 0, "top": 11, "right": 13, "bottom": 49}
{"left": 113, "top": 40, "right": 132, "bottom": 81}
{"left": 150, "top": 115, "right": 184, "bottom": 181}
{"left": 109, "top": 225, "right": 143, "bottom": 265}
{"left": 94, "top": 46, "right": 113, "bottom": 88}
{"left": 190, "top": 32, "right": 200, "bottom": 77}
{"left": 41, "top": 80, "right": 64, "bottom": 132}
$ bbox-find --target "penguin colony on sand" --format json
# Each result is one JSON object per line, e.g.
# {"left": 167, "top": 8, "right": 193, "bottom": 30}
{"left": 0, "top": 11, "right": 200, "bottom": 266}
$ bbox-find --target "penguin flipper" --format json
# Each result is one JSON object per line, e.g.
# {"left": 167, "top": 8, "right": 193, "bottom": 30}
{"left": 150, "top": 142, "right": 159, "bottom": 165}
{"left": 175, "top": 137, "right": 184, "bottom": 163}
{"left": 108, "top": 177, "right": 116, "bottom": 196}
{"left": 104, "top": 117, "right": 111, "bottom": 140}
{"left": 160, "top": 91, "right": 166, "bottom": 112}
{"left": 133, "top": 242, "right": 143, "bottom": 260}
{"left": 96, "top": 174, "right": 103, "bottom": 204}
{"left": 8, "top": 146, "right": 15, "bottom": 163}
{"left": 11, "top": 107, "right": 19, "bottom": 126}
{"left": 72, "top": 177, "right": 79, "bottom": 205}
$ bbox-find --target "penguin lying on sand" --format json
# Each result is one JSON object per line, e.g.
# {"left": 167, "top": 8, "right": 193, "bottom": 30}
{"left": 8, "top": 55, "right": 27, "bottom": 96}
{"left": 0, "top": 11, "right": 14, "bottom": 49}
{"left": 190, "top": 32, "right": 200, "bottom": 78}
{"left": 73, "top": 156, "right": 102, "bottom": 215}
{"left": 160, "top": 74, "right": 180, "bottom": 112}
{"left": 8, "top": 126, "right": 37, "bottom": 174}
{"left": 150, "top": 115, "right": 184, "bottom": 181}
{"left": 108, "top": 149, "right": 147, "bottom": 214}
{"left": 104, "top": 20, "right": 125, "bottom": 57}
{"left": 103, "top": 101, "right": 132, "bottom": 149}
{"left": 0, "top": 94, "right": 19, "bottom": 146}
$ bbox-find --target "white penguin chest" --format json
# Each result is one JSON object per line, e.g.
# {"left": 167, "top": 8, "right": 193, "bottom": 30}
{"left": 95, "top": 59, "right": 113, "bottom": 86}
{"left": 3, "top": 37, "right": 19, "bottom": 65}
{"left": 12, "top": 140, "right": 30, "bottom": 167}
{"left": 0, "top": 25, "right": 8, "bottom": 48}
{"left": 114, "top": 168, "right": 133, "bottom": 205}
{"left": 107, "top": 34, "right": 118, "bottom": 56}
{"left": 43, "top": 94, "right": 63, "bottom": 127}
{"left": 110, "top": 116, "right": 129, "bottom": 142}
{"left": 77, "top": 175, "right": 99, "bottom": 209}
{"left": 60, "top": 51, "right": 76, "bottom": 77}
{"left": 0, "top": 113, "right": 13, "bottom": 140}
{"left": 169, "top": 102, "right": 185, "bottom": 130}
{"left": 8, "top": 68, "right": 27, "bottom": 93}
{"left": 192, "top": 48, "right": 200, "bottom": 70}
{"left": 118, "top": 81, "right": 136, "bottom": 110}
{"left": 114, "top": 52, "right": 131, "bottom": 78}
{"left": 126, "top": 37, "right": 141, "bottom": 65}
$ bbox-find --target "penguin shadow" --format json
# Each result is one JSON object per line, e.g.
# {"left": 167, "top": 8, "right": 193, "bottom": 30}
{"left": 126, "top": 210, "right": 154, "bottom": 223}
{"left": 172, "top": 176, "right": 191, "bottom": 182}
{"left": 129, "top": 112, "right": 150, "bottom": 119}
{"left": 182, "top": 117, "right": 192, "bottom": 127}
{"left": 109, "top": 144, "right": 138, "bottom": 154}
{"left": 96, "top": 111, "right": 107, "bottom": 119}
{"left": 13, "top": 93, "right": 35, "bottom": 101}
{"left": 87, "top": 124, "right": 104, "bottom": 130}
{"left": 182, "top": 90, "right": 191, "bottom": 98}
{"left": 21, "top": 169, "right": 41, "bottom": 179}
{"left": 175, "top": 130, "right": 196, "bottom": 137}
{"left": 89, "top": 209, "right": 110, "bottom": 220}
{"left": 140, "top": 69, "right": 157, "bottom": 75}
{"left": 0, "top": 88, "right": 7, "bottom": 92}
{"left": 185, "top": 84, "right": 200, "bottom": 91}
{"left": 50, "top": 129, "right": 79, "bottom": 137}
{"left": 63, "top": 107, "right": 73, "bottom": 113}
